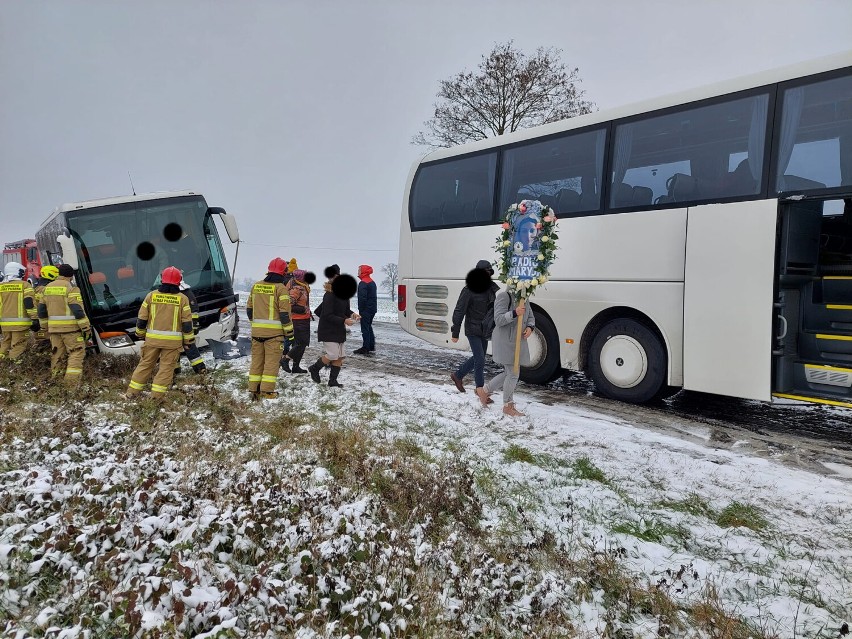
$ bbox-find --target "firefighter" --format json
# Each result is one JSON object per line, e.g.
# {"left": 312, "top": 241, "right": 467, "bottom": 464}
{"left": 32, "top": 265, "right": 59, "bottom": 350}
{"left": 173, "top": 278, "right": 207, "bottom": 376}
{"left": 126, "top": 266, "right": 195, "bottom": 400}
{"left": 0, "top": 261, "right": 38, "bottom": 364}
{"left": 247, "top": 257, "right": 294, "bottom": 400}
{"left": 38, "top": 264, "right": 91, "bottom": 385}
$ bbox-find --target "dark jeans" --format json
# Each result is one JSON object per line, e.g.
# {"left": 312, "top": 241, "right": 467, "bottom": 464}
{"left": 455, "top": 335, "right": 488, "bottom": 388}
{"left": 287, "top": 319, "right": 311, "bottom": 363}
{"left": 361, "top": 315, "right": 375, "bottom": 351}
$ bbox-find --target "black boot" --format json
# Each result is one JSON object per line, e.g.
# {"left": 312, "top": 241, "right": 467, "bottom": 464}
{"left": 308, "top": 358, "right": 326, "bottom": 383}
{"left": 280, "top": 357, "right": 291, "bottom": 373}
{"left": 328, "top": 365, "right": 343, "bottom": 388}
{"left": 291, "top": 355, "right": 307, "bottom": 374}
{"left": 352, "top": 347, "right": 366, "bottom": 355}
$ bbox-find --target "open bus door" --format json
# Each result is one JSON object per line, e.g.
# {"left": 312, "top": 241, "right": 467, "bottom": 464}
{"left": 682, "top": 200, "right": 778, "bottom": 401}
{"left": 773, "top": 196, "right": 852, "bottom": 408}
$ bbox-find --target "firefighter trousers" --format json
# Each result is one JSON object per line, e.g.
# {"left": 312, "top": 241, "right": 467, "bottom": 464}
{"left": 0, "top": 330, "right": 29, "bottom": 362}
{"left": 249, "top": 335, "right": 283, "bottom": 393}
{"left": 50, "top": 332, "right": 86, "bottom": 385}
{"left": 127, "top": 345, "right": 182, "bottom": 397}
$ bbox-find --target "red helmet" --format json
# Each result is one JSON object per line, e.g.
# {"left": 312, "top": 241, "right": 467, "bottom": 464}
{"left": 161, "top": 266, "right": 182, "bottom": 285}
{"left": 268, "top": 257, "right": 287, "bottom": 275}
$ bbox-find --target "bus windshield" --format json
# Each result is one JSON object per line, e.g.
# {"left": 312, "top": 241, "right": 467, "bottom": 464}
{"left": 66, "top": 196, "right": 231, "bottom": 318}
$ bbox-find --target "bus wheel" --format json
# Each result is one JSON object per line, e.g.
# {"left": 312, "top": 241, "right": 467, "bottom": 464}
{"left": 588, "top": 318, "right": 666, "bottom": 403}
{"left": 520, "top": 310, "right": 561, "bottom": 385}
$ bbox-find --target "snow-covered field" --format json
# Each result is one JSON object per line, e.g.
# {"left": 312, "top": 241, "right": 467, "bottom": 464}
{"left": 1, "top": 328, "right": 850, "bottom": 638}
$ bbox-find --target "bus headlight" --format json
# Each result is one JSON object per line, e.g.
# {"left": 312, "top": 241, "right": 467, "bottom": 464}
{"left": 100, "top": 332, "right": 134, "bottom": 348}
{"left": 219, "top": 305, "right": 235, "bottom": 322}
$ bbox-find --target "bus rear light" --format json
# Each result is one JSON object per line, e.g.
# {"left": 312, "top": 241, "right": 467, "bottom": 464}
{"left": 398, "top": 285, "right": 406, "bottom": 312}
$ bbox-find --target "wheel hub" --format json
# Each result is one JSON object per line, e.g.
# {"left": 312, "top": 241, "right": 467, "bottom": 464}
{"left": 600, "top": 335, "right": 647, "bottom": 388}
{"left": 526, "top": 328, "right": 546, "bottom": 368}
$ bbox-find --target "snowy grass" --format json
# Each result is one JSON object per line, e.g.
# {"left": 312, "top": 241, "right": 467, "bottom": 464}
{"left": 1, "top": 347, "right": 850, "bottom": 637}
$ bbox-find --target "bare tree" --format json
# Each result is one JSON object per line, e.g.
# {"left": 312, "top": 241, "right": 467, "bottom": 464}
{"left": 412, "top": 41, "right": 594, "bottom": 148}
{"left": 381, "top": 263, "right": 398, "bottom": 301}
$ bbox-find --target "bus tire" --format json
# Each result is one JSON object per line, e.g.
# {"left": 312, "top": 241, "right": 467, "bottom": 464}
{"left": 520, "top": 310, "right": 561, "bottom": 385}
{"left": 588, "top": 318, "right": 666, "bottom": 404}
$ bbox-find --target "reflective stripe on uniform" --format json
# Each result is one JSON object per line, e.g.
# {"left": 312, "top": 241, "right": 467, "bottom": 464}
{"left": 65, "top": 368, "right": 82, "bottom": 376}
{"left": 146, "top": 328, "right": 183, "bottom": 340}
{"left": 261, "top": 375, "right": 277, "bottom": 383}
{"left": 248, "top": 374, "right": 262, "bottom": 382}
{"left": 0, "top": 320, "right": 32, "bottom": 327}
{"left": 251, "top": 318, "right": 282, "bottom": 327}
{"left": 151, "top": 384, "right": 169, "bottom": 394}
{"left": 190, "top": 357, "right": 204, "bottom": 366}
{"left": 129, "top": 380, "right": 146, "bottom": 390}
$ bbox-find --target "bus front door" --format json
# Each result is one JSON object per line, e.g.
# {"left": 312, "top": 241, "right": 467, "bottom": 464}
{"left": 682, "top": 200, "right": 777, "bottom": 401}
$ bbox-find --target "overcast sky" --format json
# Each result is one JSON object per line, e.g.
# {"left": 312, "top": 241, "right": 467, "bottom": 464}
{"left": 1, "top": 0, "right": 850, "bottom": 285}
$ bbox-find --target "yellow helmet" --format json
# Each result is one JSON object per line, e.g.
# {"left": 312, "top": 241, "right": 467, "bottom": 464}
{"left": 40, "top": 265, "right": 59, "bottom": 281}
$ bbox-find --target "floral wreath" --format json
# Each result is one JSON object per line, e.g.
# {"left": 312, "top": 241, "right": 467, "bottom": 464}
{"left": 494, "top": 200, "right": 559, "bottom": 299}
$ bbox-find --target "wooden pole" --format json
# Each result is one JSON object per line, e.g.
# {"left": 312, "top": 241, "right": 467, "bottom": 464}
{"left": 512, "top": 294, "right": 524, "bottom": 376}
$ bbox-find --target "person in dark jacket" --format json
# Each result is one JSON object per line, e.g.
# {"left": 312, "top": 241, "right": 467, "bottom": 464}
{"left": 449, "top": 259, "right": 499, "bottom": 400}
{"left": 353, "top": 264, "right": 377, "bottom": 355}
{"left": 280, "top": 269, "right": 316, "bottom": 373}
{"left": 174, "top": 278, "right": 207, "bottom": 376}
{"left": 308, "top": 266, "right": 360, "bottom": 387}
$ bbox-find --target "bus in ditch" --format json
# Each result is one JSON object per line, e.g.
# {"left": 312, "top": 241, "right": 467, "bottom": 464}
{"left": 35, "top": 190, "right": 240, "bottom": 356}
{"left": 398, "top": 50, "right": 852, "bottom": 407}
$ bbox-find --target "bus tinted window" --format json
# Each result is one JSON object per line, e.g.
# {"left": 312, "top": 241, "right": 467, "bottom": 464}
{"left": 775, "top": 72, "right": 852, "bottom": 192}
{"left": 499, "top": 129, "right": 606, "bottom": 217}
{"left": 611, "top": 93, "right": 770, "bottom": 207}
{"left": 410, "top": 153, "right": 497, "bottom": 229}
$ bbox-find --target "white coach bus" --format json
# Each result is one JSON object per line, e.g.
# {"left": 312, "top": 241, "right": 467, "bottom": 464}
{"left": 36, "top": 191, "right": 241, "bottom": 356}
{"left": 398, "top": 51, "right": 852, "bottom": 406}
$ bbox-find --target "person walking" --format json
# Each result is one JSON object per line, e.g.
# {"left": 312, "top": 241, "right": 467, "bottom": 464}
{"left": 246, "top": 258, "right": 294, "bottom": 400}
{"left": 126, "top": 267, "right": 196, "bottom": 400}
{"left": 449, "top": 260, "right": 499, "bottom": 400}
{"left": 280, "top": 269, "right": 315, "bottom": 373}
{"left": 38, "top": 264, "right": 91, "bottom": 386}
{"left": 0, "top": 262, "right": 39, "bottom": 364}
{"left": 478, "top": 286, "right": 535, "bottom": 417}
{"left": 352, "top": 264, "right": 377, "bottom": 355}
{"left": 308, "top": 266, "right": 359, "bottom": 387}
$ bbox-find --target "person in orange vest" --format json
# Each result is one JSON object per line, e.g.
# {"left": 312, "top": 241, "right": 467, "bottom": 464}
{"left": 126, "top": 266, "right": 195, "bottom": 400}
{"left": 247, "top": 258, "right": 294, "bottom": 400}
{"left": 37, "top": 264, "right": 91, "bottom": 385}
{"left": 0, "top": 262, "right": 38, "bottom": 364}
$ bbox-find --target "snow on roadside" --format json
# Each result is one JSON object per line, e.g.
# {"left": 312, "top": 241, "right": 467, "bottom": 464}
{"left": 1, "top": 348, "right": 850, "bottom": 638}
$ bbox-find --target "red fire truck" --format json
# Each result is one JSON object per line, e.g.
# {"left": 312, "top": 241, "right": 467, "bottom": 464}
{"left": 2, "top": 239, "right": 42, "bottom": 284}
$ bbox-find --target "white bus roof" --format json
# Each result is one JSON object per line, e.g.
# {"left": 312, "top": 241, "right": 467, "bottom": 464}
{"left": 55, "top": 190, "right": 203, "bottom": 214}
{"left": 421, "top": 50, "right": 852, "bottom": 163}
{"left": 41, "top": 190, "right": 204, "bottom": 227}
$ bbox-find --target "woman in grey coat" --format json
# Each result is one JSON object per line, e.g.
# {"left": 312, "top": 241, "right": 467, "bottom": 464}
{"left": 476, "top": 287, "right": 535, "bottom": 416}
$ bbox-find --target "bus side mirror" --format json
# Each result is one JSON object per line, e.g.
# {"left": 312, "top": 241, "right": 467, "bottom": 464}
{"left": 209, "top": 207, "right": 240, "bottom": 243}
{"left": 56, "top": 234, "right": 79, "bottom": 270}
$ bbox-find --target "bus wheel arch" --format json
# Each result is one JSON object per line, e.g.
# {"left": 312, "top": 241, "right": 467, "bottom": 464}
{"left": 519, "top": 303, "right": 562, "bottom": 385}
{"left": 580, "top": 308, "right": 673, "bottom": 403}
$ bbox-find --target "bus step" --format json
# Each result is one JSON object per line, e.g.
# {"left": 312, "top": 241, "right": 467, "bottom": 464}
{"left": 802, "top": 303, "right": 852, "bottom": 332}
{"left": 779, "top": 361, "right": 852, "bottom": 403}
{"left": 799, "top": 331, "right": 852, "bottom": 362}
{"left": 822, "top": 276, "right": 852, "bottom": 305}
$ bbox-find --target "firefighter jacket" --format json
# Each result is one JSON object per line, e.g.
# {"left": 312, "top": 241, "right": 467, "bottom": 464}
{"left": 286, "top": 280, "right": 311, "bottom": 321}
{"left": 0, "top": 279, "right": 37, "bottom": 332}
{"left": 135, "top": 287, "right": 194, "bottom": 349}
{"left": 33, "top": 281, "right": 49, "bottom": 340}
{"left": 247, "top": 277, "right": 294, "bottom": 339}
{"left": 37, "top": 276, "right": 90, "bottom": 334}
